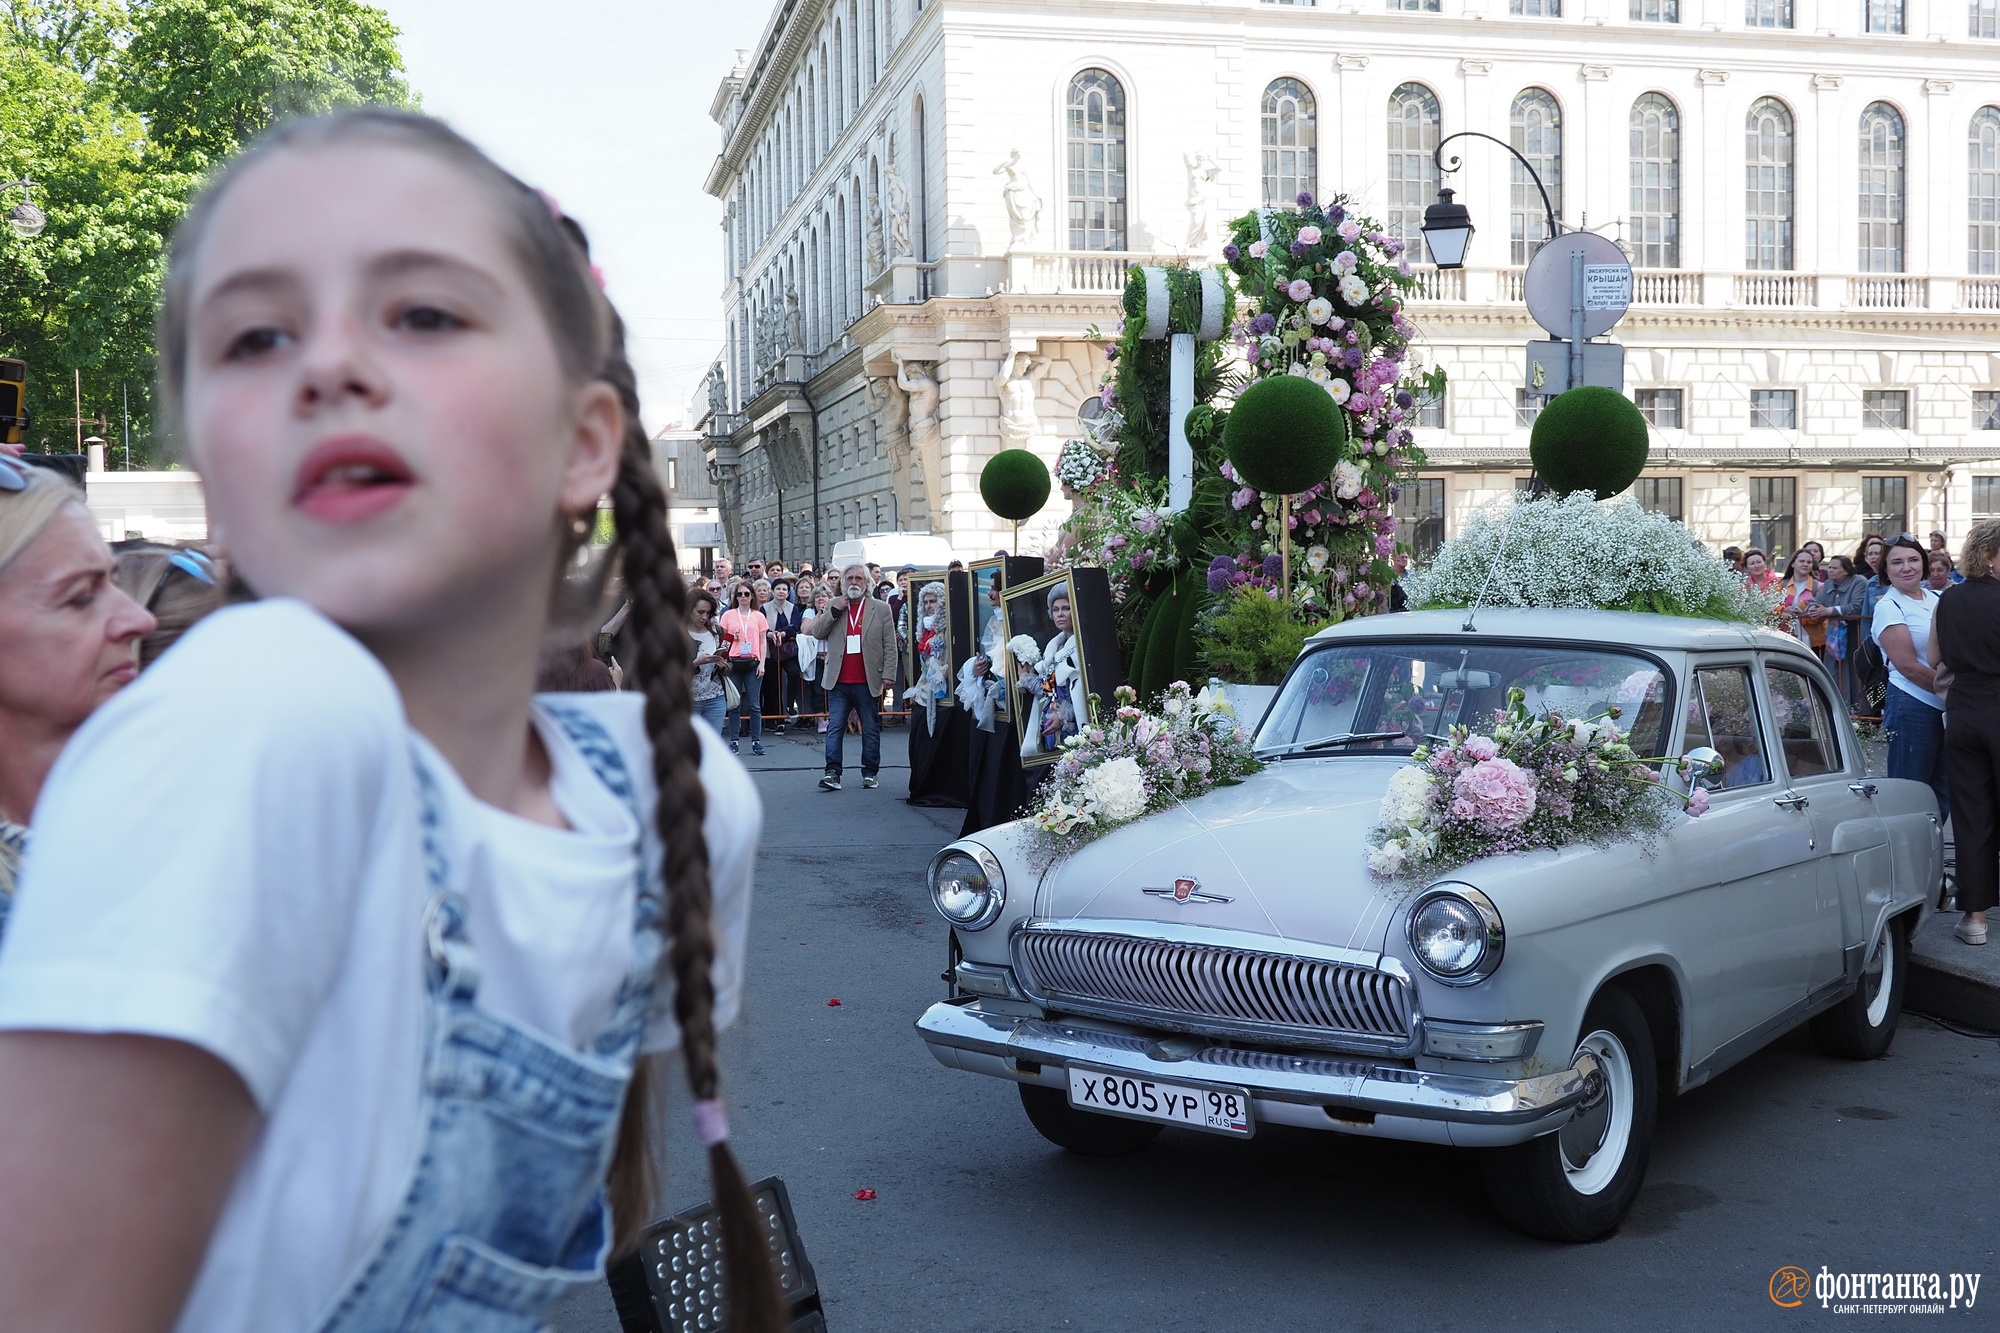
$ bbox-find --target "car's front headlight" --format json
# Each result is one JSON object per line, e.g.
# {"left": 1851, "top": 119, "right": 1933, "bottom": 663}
{"left": 928, "top": 842, "right": 1005, "bottom": 930}
{"left": 1406, "top": 884, "right": 1504, "bottom": 986}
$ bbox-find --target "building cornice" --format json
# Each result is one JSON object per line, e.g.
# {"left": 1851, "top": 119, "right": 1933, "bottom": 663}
{"left": 1411, "top": 304, "right": 2000, "bottom": 339}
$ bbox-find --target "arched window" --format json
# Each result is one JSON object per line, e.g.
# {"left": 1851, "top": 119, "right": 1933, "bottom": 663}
{"left": 818, "top": 46, "right": 831, "bottom": 150}
{"left": 867, "top": 0, "right": 880, "bottom": 82}
{"left": 912, "top": 96, "right": 929, "bottom": 262}
{"left": 1066, "top": 69, "right": 1128, "bottom": 251}
{"left": 832, "top": 27, "right": 844, "bottom": 136}
{"left": 1260, "top": 78, "right": 1317, "bottom": 207}
{"left": 1745, "top": 98, "right": 1795, "bottom": 270}
{"left": 1509, "top": 88, "right": 1562, "bottom": 264}
{"left": 1972, "top": 108, "right": 2000, "bottom": 272}
{"left": 806, "top": 69, "right": 818, "bottom": 165}
{"left": 848, "top": 3, "right": 861, "bottom": 112}
{"left": 1385, "top": 83, "right": 1440, "bottom": 260}
{"left": 1628, "top": 93, "right": 1681, "bottom": 268}
{"left": 1859, "top": 102, "right": 1906, "bottom": 272}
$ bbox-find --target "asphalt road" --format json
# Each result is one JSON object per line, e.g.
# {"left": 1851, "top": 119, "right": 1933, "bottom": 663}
{"left": 554, "top": 728, "right": 1999, "bottom": 1332}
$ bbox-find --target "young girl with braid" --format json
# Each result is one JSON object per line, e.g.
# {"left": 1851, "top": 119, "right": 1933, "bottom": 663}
{"left": 0, "top": 110, "right": 782, "bottom": 1332}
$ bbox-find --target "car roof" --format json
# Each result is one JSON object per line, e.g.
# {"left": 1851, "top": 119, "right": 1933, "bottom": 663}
{"left": 1307, "top": 607, "right": 1813, "bottom": 657}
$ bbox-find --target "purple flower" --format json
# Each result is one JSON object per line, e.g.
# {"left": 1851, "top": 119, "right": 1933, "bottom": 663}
{"left": 1328, "top": 204, "right": 1346, "bottom": 225}
{"left": 1248, "top": 312, "right": 1278, "bottom": 336}
{"left": 1219, "top": 459, "right": 1238, "bottom": 482}
{"left": 1395, "top": 390, "right": 1415, "bottom": 409}
{"left": 1207, "top": 557, "right": 1235, "bottom": 592}
{"left": 1230, "top": 486, "right": 1258, "bottom": 510}
{"left": 1286, "top": 278, "right": 1313, "bottom": 302}
{"left": 1376, "top": 532, "right": 1396, "bottom": 557}
{"left": 1261, "top": 554, "right": 1284, "bottom": 579}
{"left": 1385, "top": 483, "right": 1402, "bottom": 504}
{"left": 1290, "top": 239, "right": 1311, "bottom": 257}
{"left": 1104, "top": 346, "right": 1119, "bottom": 361}
{"left": 1297, "top": 190, "right": 1315, "bottom": 208}
{"left": 1223, "top": 242, "right": 1241, "bottom": 261}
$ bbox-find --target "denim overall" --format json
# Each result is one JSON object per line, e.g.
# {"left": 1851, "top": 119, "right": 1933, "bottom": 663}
{"left": 312, "top": 703, "right": 660, "bottom": 1332}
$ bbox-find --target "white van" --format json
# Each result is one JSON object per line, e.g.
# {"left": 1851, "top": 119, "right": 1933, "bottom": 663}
{"left": 825, "top": 532, "right": 959, "bottom": 572}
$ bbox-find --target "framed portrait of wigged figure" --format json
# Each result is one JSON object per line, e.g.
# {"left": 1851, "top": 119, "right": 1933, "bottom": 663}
{"left": 1000, "top": 568, "right": 1121, "bottom": 766}
{"left": 901, "top": 568, "right": 954, "bottom": 703}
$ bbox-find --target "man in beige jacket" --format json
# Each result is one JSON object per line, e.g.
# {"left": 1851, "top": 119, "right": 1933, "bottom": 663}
{"left": 807, "top": 563, "right": 901, "bottom": 790}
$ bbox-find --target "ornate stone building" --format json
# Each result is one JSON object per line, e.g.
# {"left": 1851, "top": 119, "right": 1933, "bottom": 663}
{"left": 701, "top": 0, "right": 2000, "bottom": 566}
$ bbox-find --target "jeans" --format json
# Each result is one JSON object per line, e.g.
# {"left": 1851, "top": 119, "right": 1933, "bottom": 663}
{"left": 693, "top": 692, "right": 728, "bottom": 734}
{"left": 725, "top": 660, "right": 762, "bottom": 743}
{"left": 824, "top": 680, "right": 881, "bottom": 777}
{"left": 1886, "top": 685, "right": 1950, "bottom": 827}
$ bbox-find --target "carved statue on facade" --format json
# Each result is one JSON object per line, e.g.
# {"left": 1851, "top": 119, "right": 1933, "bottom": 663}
{"left": 1184, "top": 150, "right": 1221, "bottom": 252}
{"left": 705, "top": 363, "right": 729, "bottom": 421}
{"left": 996, "top": 350, "right": 1046, "bottom": 445}
{"left": 784, "top": 284, "right": 804, "bottom": 351}
{"left": 884, "top": 136, "right": 913, "bottom": 259}
{"left": 869, "top": 373, "right": 913, "bottom": 524}
{"left": 994, "top": 149, "right": 1041, "bottom": 249}
{"left": 893, "top": 351, "right": 942, "bottom": 523}
{"left": 756, "top": 305, "right": 783, "bottom": 369}
{"left": 865, "top": 192, "right": 886, "bottom": 274}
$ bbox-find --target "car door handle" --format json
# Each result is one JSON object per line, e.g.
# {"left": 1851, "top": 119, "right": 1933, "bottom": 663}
{"left": 1848, "top": 781, "right": 1878, "bottom": 798}
{"left": 1773, "top": 792, "right": 1810, "bottom": 811}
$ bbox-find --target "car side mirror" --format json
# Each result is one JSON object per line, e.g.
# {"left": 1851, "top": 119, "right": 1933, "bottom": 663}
{"left": 1678, "top": 746, "right": 1724, "bottom": 792}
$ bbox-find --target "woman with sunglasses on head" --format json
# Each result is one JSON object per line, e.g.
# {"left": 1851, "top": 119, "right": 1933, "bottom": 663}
{"left": 1873, "top": 534, "right": 1950, "bottom": 827}
{"left": 686, "top": 588, "right": 729, "bottom": 734}
{"left": 111, "top": 545, "right": 228, "bottom": 669}
{"left": 717, "top": 579, "right": 767, "bottom": 756}
{"left": 0, "top": 460, "right": 158, "bottom": 937}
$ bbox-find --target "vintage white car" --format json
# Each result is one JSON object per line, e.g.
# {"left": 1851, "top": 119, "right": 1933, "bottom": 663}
{"left": 915, "top": 609, "right": 1942, "bottom": 1241}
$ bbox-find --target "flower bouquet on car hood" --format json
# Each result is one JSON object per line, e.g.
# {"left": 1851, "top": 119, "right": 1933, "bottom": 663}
{"left": 1366, "top": 688, "right": 1711, "bottom": 886}
{"left": 1029, "top": 682, "right": 1264, "bottom": 862}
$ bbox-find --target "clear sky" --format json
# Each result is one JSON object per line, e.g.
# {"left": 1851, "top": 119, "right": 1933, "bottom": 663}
{"left": 380, "top": 0, "right": 769, "bottom": 432}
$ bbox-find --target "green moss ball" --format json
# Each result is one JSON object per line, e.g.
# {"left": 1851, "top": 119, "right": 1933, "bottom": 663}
{"left": 1222, "top": 374, "right": 1349, "bottom": 497}
{"left": 1529, "top": 386, "right": 1651, "bottom": 499}
{"left": 980, "top": 448, "right": 1052, "bottom": 521}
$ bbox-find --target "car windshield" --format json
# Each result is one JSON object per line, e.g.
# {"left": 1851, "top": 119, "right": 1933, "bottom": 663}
{"left": 1254, "top": 641, "right": 1672, "bottom": 759}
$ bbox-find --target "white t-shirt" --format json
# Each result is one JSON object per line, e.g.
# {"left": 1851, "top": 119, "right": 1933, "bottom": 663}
{"left": 0, "top": 599, "right": 758, "bottom": 1333}
{"left": 1871, "top": 585, "right": 1944, "bottom": 710}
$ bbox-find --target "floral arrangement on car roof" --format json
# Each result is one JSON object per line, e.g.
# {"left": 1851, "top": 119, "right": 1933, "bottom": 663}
{"left": 1028, "top": 681, "right": 1264, "bottom": 862}
{"left": 1403, "top": 490, "right": 1779, "bottom": 624}
{"left": 1365, "top": 688, "right": 1712, "bottom": 886}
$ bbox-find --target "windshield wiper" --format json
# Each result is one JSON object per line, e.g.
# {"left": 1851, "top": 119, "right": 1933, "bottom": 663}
{"left": 1263, "top": 730, "right": 1410, "bottom": 759}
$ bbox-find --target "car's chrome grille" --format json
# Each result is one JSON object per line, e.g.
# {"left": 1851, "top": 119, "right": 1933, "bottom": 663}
{"left": 1014, "top": 927, "right": 1415, "bottom": 1053}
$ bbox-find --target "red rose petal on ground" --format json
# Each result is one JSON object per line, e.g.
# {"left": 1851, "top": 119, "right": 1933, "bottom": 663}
{"left": 827, "top": 998, "right": 843, "bottom": 1006}
{"left": 854, "top": 1188, "right": 876, "bottom": 1201}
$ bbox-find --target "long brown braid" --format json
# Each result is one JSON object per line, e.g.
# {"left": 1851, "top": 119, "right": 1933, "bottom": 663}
{"left": 153, "top": 108, "right": 782, "bottom": 1329}
{"left": 596, "top": 319, "right": 783, "bottom": 1326}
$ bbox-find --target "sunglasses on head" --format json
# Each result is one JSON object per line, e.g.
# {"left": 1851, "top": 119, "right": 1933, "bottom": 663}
{"left": 169, "top": 550, "right": 217, "bottom": 585}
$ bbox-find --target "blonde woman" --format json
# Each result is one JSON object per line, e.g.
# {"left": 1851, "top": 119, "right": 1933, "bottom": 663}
{"left": 0, "top": 459, "right": 155, "bottom": 932}
{"left": 1931, "top": 520, "right": 2000, "bottom": 945}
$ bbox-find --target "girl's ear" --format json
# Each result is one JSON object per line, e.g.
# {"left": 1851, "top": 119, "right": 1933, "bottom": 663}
{"left": 558, "top": 377, "right": 624, "bottom": 515}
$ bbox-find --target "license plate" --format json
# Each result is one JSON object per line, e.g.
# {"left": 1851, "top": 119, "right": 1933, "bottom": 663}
{"left": 1066, "top": 1066, "right": 1253, "bottom": 1137}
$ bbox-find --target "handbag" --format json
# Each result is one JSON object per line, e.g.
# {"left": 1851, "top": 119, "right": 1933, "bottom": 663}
{"left": 723, "top": 672, "right": 742, "bottom": 711}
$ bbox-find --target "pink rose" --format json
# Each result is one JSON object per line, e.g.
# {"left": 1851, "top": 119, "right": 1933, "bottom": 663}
{"left": 1287, "top": 278, "right": 1313, "bottom": 301}
{"left": 1463, "top": 735, "right": 1499, "bottom": 762}
{"left": 1249, "top": 240, "right": 1270, "bottom": 258}
{"left": 1686, "top": 786, "right": 1711, "bottom": 817}
{"left": 1297, "top": 225, "right": 1323, "bottom": 245}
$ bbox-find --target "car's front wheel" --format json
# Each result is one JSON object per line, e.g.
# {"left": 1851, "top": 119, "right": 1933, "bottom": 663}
{"left": 1018, "top": 1083, "right": 1163, "bottom": 1156}
{"left": 1810, "top": 916, "right": 1908, "bottom": 1060}
{"left": 1480, "top": 986, "right": 1658, "bottom": 1242}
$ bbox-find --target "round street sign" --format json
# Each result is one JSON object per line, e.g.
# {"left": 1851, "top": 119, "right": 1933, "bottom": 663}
{"left": 1523, "top": 232, "right": 1633, "bottom": 340}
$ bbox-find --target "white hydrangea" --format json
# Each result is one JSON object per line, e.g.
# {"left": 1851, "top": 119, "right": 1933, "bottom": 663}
{"left": 1080, "top": 755, "right": 1150, "bottom": 822}
{"left": 1402, "top": 492, "right": 1777, "bottom": 624}
{"left": 1008, "top": 634, "right": 1042, "bottom": 668}
{"left": 1379, "top": 764, "right": 1436, "bottom": 829}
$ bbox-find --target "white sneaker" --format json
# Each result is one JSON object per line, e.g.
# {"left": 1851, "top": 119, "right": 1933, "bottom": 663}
{"left": 862, "top": 775, "right": 879, "bottom": 789}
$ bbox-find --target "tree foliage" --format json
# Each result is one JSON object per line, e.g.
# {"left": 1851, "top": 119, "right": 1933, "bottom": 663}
{"left": 0, "top": 0, "right": 411, "bottom": 461}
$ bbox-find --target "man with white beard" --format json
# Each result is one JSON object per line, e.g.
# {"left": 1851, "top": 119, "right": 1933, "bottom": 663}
{"left": 806, "top": 564, "right": 899, "bottom": 790}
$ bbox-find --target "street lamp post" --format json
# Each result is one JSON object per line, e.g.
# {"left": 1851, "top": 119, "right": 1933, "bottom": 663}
{"left": 1419, "top": 131, "right": 1561, "bottom": 271}
{"left": 0, "top": 179, "right": 47, "bottom": 239}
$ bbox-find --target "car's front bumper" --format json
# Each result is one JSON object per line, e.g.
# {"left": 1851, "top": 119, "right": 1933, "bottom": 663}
{"left": 916, "top": 998, "right": 1599, "bottom": 1148}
